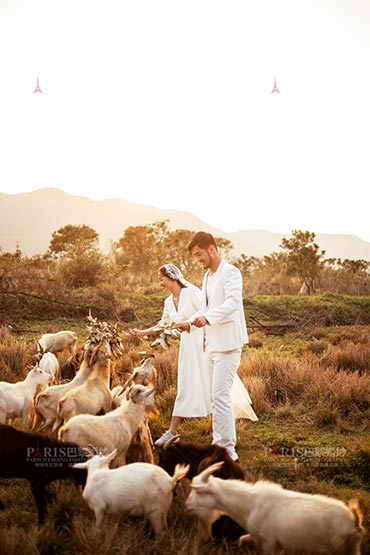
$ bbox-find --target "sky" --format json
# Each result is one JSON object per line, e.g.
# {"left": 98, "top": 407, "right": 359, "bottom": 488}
{"left": 1, "top": 0, "right": 370, "bottom": 241}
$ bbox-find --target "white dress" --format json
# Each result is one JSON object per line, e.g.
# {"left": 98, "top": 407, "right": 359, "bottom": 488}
{"left": 231, "top": 374, "right": 259, "bottom": 421}
{"left": 160, "top": 285, "right": 212, "bottom": 417}
{"left": 160, "top": 285, "right": 258, "bottom": 421}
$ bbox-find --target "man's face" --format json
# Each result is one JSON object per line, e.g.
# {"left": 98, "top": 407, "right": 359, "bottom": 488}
{"left": 190, "top": 245, "right": 212, "bottom": 269}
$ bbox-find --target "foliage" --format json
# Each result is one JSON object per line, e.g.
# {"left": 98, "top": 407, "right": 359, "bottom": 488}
{"left": 280, "top": 230, "right": 325, "bottom": 294}
{"left": 45, "top": 225, "right": 106, "bottom": 289}
{"left": 48, "top": 224, "right": 99, "bottom": 257}
{"left": 0, "top": 223, "right": 370, "bottom": 324}
{"left": 150, "top": 325, "right": 181, "bottom": 349}
{"left": 112, "top": 220, "right": 234, "bottom": 290}
{"left": 56, "top": 251, "right": 107, "bottom": 289}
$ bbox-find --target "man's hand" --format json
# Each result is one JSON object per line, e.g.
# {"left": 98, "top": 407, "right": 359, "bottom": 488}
{"left": 191, "top": 316, "right": 208, "bottom": 328}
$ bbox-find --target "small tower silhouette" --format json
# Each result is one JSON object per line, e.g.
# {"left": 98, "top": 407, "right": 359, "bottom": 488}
{"left": 33, "top": 77, "right": 43, "bottom": 94}
{"left": 271, "top": 77, "right": 280, "bottom": 94}
{"left": 34, "top": 441, "right": 43, "bottom": 457}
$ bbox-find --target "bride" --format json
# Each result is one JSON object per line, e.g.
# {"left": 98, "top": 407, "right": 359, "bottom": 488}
{"left": 129, "top": 263, "right": 258, "bottom": 448}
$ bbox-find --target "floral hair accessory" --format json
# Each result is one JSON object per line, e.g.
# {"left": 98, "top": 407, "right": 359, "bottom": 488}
{"left": 162, "top": 264, "right": 189, "bottom": 286}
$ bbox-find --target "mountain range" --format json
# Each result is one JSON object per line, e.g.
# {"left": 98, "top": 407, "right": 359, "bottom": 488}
{"left": 1, "top": 188, "right": 370, "bottom": 261}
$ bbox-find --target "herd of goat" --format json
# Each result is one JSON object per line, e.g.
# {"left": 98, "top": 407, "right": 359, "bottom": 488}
{"left": 0, "top": 329, "right": 365, "bottom": 554}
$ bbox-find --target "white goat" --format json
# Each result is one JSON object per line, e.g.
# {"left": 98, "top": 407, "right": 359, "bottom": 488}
{"left": 37, "top": 330, "right": 77, "bottom": 356}
{"left": 110, "top": 357, "right": 158, "bottom": 464}
{"left": 0, "top": 367, "right": 51, "bottom": 429}
{"left": 59, "top": 384, "right": 157, "bottom": 467}
{"left": 186, "top": 462, "right": 365, "bottom": 555}
{"left": 38, "top": 352, "right": 60, "bottom": 384}
{"left": 117, "top": 356, "right": 157, "bottom": 397}
{"left": 32, "top": 342, "right": 96, "bottom": 432}
{"left": 73, "top": 448, "right": 189, "bottom": 541}
{"left": 53, "top": 339, "right": 113, "bottom": 431}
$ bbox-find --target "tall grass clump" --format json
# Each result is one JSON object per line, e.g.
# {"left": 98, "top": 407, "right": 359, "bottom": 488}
{"left": 240, "top": 349, "right": 370, "bottom": 425}
{"left": 241, "top": 352, "right": 313, "bottom": 407}
{"left": 319, "top": 341, "right": 370, "bottom": 374}
{"left": 0, "top": 326, "right": 30, "bottom": 381}
{"left": 0, "top": 526, "right": 39, "bottom": 555}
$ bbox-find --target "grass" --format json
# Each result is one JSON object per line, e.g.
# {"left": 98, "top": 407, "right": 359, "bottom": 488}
{"left": 0, "top": 316, "right": 369, "bottom": 554}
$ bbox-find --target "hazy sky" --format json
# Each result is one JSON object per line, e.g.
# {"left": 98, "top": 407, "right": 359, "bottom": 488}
{"left": 1, "top": 0, "right": 369, "bottom": 241}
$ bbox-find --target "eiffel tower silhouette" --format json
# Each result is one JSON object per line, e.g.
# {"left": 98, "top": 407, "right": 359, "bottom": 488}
{"left": 271, "top": 77, "right": 280, "bottom": 94}
{"left": 33, "top": 77, "right": 43, "bottom": 94}
{"left": 34, "top": 441, "right": 43, "bottom": 457}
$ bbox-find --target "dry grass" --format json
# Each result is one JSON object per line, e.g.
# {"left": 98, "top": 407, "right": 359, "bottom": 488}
{"left": 0, "top": 326, "right": 30, "bottom": 381}
{"left": 319, "top": 341, "right": 370, "bottom": 373}
{"left": 0, "top": 325, "right": 369, "bottom": 553}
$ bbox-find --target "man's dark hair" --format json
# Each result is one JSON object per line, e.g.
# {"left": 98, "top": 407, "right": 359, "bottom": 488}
{"left": 187, "top": 231, "right": 218, "bottom": 252}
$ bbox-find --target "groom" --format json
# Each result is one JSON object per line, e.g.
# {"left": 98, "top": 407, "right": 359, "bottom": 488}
{"left": 176, "top": 231, "right": 248, "bottom": 461}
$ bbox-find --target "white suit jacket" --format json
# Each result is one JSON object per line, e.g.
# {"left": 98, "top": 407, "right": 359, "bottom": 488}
{"left": 199, "top": 260, "right": 248, "bottom": 352}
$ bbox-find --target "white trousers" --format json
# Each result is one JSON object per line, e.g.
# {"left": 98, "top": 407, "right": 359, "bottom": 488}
{"left": 206, "top": 347, "right": 242, "bottom": 461}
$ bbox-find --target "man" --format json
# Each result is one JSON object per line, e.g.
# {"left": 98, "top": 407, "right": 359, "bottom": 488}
{"left": 176, "top": 231, "right": 248, "bottom": 461}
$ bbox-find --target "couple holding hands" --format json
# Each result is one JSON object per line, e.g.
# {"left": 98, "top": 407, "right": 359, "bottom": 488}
{"left": 129, "top": 231, "right": 258, "bottom": 462}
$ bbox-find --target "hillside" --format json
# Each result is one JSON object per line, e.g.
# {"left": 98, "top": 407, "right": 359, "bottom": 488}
{"left": 1, "top": 188, "right": 370, "bottom": 260}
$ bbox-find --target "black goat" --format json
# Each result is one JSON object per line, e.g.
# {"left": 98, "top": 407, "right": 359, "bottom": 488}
{"left": 60, "top": 350, "right": 83, "bottom": 381}
{"left": 157, "top": 439, "right": 245, "bottom": 542}
{"left": 0, "top": 424, "right": 87, "bottom": 523}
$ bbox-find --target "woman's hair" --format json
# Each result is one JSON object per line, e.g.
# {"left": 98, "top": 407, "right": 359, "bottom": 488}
{"left": 159, "top": 264, "right": 188, "bottom": 288}
{"left": 187, "top": 231, "right": 218, "bottom": 252}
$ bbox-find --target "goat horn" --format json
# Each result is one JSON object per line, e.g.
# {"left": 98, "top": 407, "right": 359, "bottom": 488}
{"left": 199, "top": 461, "right": 224, "bottom": 482}
{"left": 163, "top": 434, "right": 181, "bottom": 450}
{"left": 121, "top": 374, "right": 135, "bottom": 391}
{"left": 143, "top": 386, "right": 155, "bottom": 397}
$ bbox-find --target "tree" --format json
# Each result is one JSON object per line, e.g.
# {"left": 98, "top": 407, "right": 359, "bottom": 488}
{"left": 48, "top": 225, "right": 104, "bottom": 288}
{"left": 113, "top": 221, "right": 235, "bottom": 289}
{"left": 48, "top": 225, "right": 99, "bottom": 258}
{"left": 280, "top": 230, "right": 325, "bottom": 295}
{"left": 113, "top": 221, "right": 171, "bottom": 285}
{"left": 341, "top": 259, "right": 369, "bottom": 275}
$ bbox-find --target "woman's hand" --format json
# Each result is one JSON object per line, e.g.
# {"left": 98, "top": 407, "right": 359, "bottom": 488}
{"left": 128, "top": 328, "right": 143, "bottom": 337}
{"left": 174, "top": 322, "right": 191, "bottom": 333}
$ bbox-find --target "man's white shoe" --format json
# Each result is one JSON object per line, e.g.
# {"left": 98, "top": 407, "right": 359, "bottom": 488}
{"left": 154, "top": 430, "right": 180, "bottom": 447}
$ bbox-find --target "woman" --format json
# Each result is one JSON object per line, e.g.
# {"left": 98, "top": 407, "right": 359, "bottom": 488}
{"left": 129, "top": 264, "right": 212, "bottom": 446}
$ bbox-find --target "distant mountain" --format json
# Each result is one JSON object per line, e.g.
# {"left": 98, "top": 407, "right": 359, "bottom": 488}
{"left": 1, "top": 188, "right": 370, "bottom": 261}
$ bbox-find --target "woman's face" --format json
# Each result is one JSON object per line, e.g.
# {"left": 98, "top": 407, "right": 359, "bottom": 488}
{"left": 158, "top": 272, "right": 173, "bottom": 292}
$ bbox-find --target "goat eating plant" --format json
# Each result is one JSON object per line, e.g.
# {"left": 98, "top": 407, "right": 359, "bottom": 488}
{"left": 185, "top": 461, "right": 365, "bottom": 555}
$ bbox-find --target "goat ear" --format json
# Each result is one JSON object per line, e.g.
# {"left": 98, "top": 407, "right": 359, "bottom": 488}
{"left": 143, "top": 357, "right": 153, "bottom": 369}
{"left": 198, "top": 461, "right": 224, "bottom": 482}
{"left": 126, "top": 386, "right": 131, "bottom": 400}
{"left": 73, "top": 461, "right": 89, "bottom": 469}
{"left": 105, "top": 449, "right": 117, "bottom": 464}
{"left": 190, "top": 481, "right": 210, "bottom": 492}
{"left": 111, "top": 385, "right": 124, "bottom": 399}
